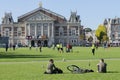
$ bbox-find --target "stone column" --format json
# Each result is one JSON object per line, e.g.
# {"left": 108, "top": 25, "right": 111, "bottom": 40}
{"left": 48, "top": 23, "right": 50, "bottom": 37}
{"left": 35, "top": 23, "right": 37, "bottom": 38}
{"left": 51, "top": 23, "right": 55, "bottom": 43}
{"left": 24, "top": 23, "right": 28, "bottom": 46}
{"left": 67, "top": 24, "right": 70, "bottom": 43}
{"left": 28, "top": 23, "right": 30, "bottom": 36}
{"left": 0, "top": 26, "right": 2, "bottom": 36}
{"left": 25, "top": 23, "right": 27, "bottom": 37}
{"left": 78, "top": 25, "right": 80, "bottom": 36}
{"left": 28, "top": 23, "right": 31, "bottom": 46}
{"left": 41, "top": 23, "right": 43, "bottom": 36}
{"left": 52, "top": 23, "right": 54, "bottom": 38}
{"left": 77, "top": 25, "right": 80, "bottom": 45}
{"left": 11, "top": 25, "right": 14, "bottom": 45}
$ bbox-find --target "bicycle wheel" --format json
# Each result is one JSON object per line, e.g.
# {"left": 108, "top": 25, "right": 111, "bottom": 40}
{"left": 67, "top": 65, "right": 80, "bottom": 72}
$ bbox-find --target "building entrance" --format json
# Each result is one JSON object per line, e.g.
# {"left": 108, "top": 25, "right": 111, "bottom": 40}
{"left": 44, "top": 40, "right": 48, "bottom": 47}
{"left": 31, "top": 40, "right": 48, "bottom": 47}
{"left": 31, "top": 40, "right": 35, "bottom": 47}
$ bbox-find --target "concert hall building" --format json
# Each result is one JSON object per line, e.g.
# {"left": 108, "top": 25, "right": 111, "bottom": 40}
{"left": 0, "top": 6, "right": 85, "bottom": 47}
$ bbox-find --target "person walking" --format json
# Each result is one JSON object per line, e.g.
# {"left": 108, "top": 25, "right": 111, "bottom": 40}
{"left": 29, "top": 44, "right": 32, "bottom": 50}
{"left": 39, "top": 45, "right": 42, "bottom": 52}
{"left": 59, "top": 43, "right": 63, "bottom": 53}
{"left": 91, "top": 43, "right": 95, "bottom": 55}
{"left": 5, "top": 43, "right": 8, "bottom": 52}
{"left": 13, "top": 44, "right": 16, "bottom": 51}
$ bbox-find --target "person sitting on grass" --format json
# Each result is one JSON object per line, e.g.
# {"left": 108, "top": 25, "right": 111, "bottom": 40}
{"left": 97, "top": 59, "right": 107, "bottom": 73}
{"left": 44, "top": 59, "right": 63, "bottom": 74}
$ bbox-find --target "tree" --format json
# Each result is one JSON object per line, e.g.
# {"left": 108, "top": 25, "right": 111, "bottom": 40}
{"left": 95, "top": 24, "right": 107, "bottom": 43}
{"left": 85, "top": 28, "right": 92, "bottom": 32}
{"left": 102, "top": 35, "right": 109, "bottom": 42}
{"left": 80, "top": 34, "right": 85, "bottom": 40}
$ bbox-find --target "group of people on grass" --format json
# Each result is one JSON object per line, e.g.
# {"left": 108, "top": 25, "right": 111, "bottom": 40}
{"left": 29, "top": 44, "right": 42, "bottom": 52}
{"left": 91, "top": 42, "right": 111, "bottom": 56}
{"left": 5, "top": 42, "right": 107, "bottom": 74}
{"left": 5, "top": 43, "right": 16, "bottom": 52}
{"left": 44, "top": 58, "right": 107, "bottom": 74}
{"left": 5, "top": 42, "right": 43, "bottom": 53}
{"left": 53, "top": 43, "right": 73, "bottom": 53}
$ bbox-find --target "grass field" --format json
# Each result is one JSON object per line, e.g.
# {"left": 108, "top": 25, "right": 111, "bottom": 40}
{"left": 0, "top": 47, "right": 120, "bottom": 80}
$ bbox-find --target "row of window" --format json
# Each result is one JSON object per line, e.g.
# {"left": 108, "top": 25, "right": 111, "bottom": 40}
{"left": 57, "top": 39, "right": 78, "bottom": 45}
{"left": 112, "top": 33, "right": 120, "bottom": 38}
{"left": 111, "top": 26, "right": 120, "bottom": 31}
{"left": 3, "top": 31, "right": 25, "bottom": 37}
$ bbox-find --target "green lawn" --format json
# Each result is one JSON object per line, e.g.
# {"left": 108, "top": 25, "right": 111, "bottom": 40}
{"left": 0, "top": 47, "right": 120, "bottom": 80}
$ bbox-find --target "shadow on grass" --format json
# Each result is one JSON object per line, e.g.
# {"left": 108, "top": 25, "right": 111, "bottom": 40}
{"left": 0, "top": 52, "right": 55, "bottom": 59}
{"left": 107, "top": 71, "right": 119, "bottom": 73}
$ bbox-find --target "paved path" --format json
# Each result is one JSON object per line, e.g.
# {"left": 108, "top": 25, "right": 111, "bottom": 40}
{"left": 0, "top": 58, "right": 120, "bottom": 64}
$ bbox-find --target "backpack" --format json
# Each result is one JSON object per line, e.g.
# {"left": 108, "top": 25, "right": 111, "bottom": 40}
{"left": 52, "top": 68, "right": 63, "bottom": 74}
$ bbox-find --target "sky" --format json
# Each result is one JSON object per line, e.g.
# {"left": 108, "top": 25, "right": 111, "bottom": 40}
{"left": 0, "top": 0, "right": 120, "bottom": 29}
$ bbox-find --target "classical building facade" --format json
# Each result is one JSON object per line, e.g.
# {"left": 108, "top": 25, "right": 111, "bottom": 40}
{"left": 104, "top": 17, "right": 120, "bottom": 46}
{"left": 0, "top": 6, "right": 84, "bottom": 46}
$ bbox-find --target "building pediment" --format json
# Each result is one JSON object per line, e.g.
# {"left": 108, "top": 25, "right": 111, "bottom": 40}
{"left": 18, "top": 7, "right": 66, "bottom": 22}
{"left": 21, "top": 11, "right": 55, "bottom": 21}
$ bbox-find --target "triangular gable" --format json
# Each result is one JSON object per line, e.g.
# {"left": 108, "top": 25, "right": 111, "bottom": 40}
{"left": 18, "top": 7, "right": 66, "bottom": 22}
{"left": 103, "top": 19, "right": 108, "bottom": 25}
{"left": 21, "top": 11, "right": 55, "bottom": 21}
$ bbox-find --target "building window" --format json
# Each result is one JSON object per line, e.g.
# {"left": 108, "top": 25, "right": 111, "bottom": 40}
{"left": 59, "top": 39, "right": 64, "bottom": 43}
{"left": 111, "top": 34, "right": 115, "bottom": 41}
{"left": 71, "top": 28, "right": 76, "bottom": 36}
{"left": 18, "top": 40, "right": 21, "bottom": 46}
{"left": 6, "top": 31, "right": 9, "bottom": 37}
{"left": 17, "top": 28, "right": 22, "bottom": 36}
{"left": 76, "top": 30, "right": 78, "bottom": 36}
{"left": 118, "top": 33, "right": 120, "bottom": 37}
{"left": 118, "top": 26, "right": 120, "bottom": 31}
{"left": 71, "top": 39, "right": 77, "bottom": 45}
{"left": 5, "top": 28, "right": 9, "bottom": 37}
{"left": 49, "top": 23, "right": 52, "bottom": 36}
{"left": 59, "top": 27, "right": 64, "bottom": 36}
{"left": 30, "top": 23, "right": 35, "bottom": 36}
{"left": 43, "top": 23, "right": 48, "bottom": 37}
{"left": 18, "top": 31, "right": 21, "bottom": 36}
{"left": 37, "top": 23, "right": 41, "bottom": 36}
